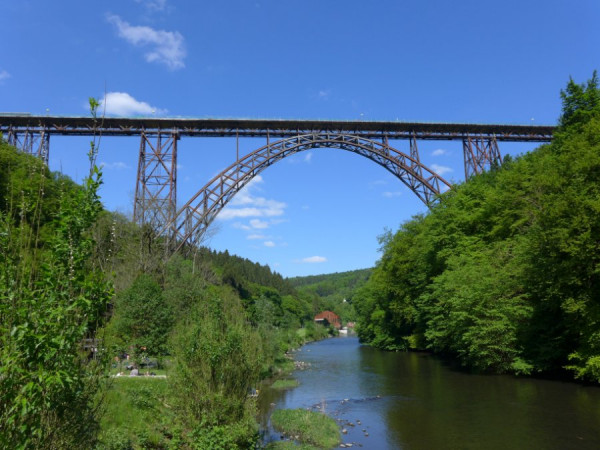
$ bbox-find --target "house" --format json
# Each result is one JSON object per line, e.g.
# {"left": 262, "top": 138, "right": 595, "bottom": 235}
{"left": 314, "top": 311, "right": 341, "bottom": 329}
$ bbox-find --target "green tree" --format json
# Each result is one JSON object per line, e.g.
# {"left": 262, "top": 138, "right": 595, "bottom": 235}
{"left": 110, "top": 273, "right": 173, "bottom": 357}
{"left": 354, "top": 73, "right": 600, "bottom": 381}
{"left": 0, "top": 136, "right": 113, "bottom": 448}
{"left": 559, "top": 70, "right": 600, "bottom": 128}
{"left": 169, "top": 285, "right": 263, "bottom": 448}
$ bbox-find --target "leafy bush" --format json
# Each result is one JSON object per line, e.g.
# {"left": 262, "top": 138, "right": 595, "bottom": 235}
{"left": 0, "top": 140, "right": 113, "bottom": 448}
{"left": 168, "top": 286, "right": 263, "bottom": 448}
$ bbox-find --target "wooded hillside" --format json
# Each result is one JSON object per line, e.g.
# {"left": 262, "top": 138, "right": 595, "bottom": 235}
{"left": 354, "top": 73, "right": 600, "bottom": 382}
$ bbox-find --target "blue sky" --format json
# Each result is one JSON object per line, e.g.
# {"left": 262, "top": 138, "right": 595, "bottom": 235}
{"left": 1, "top": 0, "right": 599, "bottom": 277}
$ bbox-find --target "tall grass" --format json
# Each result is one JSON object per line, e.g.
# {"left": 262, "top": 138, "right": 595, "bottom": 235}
{"left": 271, "top": 409, "right": 340, "bottom": 449}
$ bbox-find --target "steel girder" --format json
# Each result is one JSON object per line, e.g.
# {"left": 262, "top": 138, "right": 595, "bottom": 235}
{"left": 133, "top": 131, "right": 178, "bottom": 237}
{"left": 163, "top": 133, "right": 452, "bottom": 252}
{"left": 462, "top": 136, "right": 502, "bottom": 179}
{"left": 0, "top": 115, "right": 555, "bottom": 142}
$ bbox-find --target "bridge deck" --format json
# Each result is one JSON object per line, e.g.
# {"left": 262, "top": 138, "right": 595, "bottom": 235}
{"left": 0, "top": 114, "right": 554, "bottom": 141}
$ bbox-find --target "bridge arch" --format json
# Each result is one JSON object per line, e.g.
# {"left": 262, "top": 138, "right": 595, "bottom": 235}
{"left": 166, "top": 133, "right": 451, "bottom": 251}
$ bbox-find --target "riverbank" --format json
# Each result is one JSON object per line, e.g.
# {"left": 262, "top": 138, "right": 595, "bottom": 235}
{"left": 259, "top": 336, "right": 600, "bottom": 450}
{"left": 96, "top": 325, "right": 333, "bottom": 449}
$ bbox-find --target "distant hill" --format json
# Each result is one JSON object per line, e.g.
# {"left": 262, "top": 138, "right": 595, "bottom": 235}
{"left": 195, "top": 246, "right": 297, "bottom": 296}
{"left": 288, "top": 268, "right": 372, "bottom": 307}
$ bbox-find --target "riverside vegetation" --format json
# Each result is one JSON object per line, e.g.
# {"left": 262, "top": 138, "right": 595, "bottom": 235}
{"left": 1, "top": 73, "right": 598, "bottom": 449}
{"left": 0, "top": 104, "right": 336, "bottom": 448}
{"left": 270, "top": 409, "right": 341, "bottom": 449}
{"left": 354, "top": 72, "right": 600, "bottom": 382}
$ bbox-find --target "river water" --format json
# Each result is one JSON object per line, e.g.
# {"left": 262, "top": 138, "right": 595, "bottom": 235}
{"left": 258, "top": 336, "right": 600, "bottom": 449}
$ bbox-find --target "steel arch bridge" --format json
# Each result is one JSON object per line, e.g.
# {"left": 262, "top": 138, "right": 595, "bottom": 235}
{"left": 0, "top": 114, "right": 554, "bottom": 253}
{"left": 166, "top": 132, "right": 451, "bottom": 251}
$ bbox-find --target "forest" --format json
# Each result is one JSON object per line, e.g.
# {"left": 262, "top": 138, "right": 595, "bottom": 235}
{"left": 354, "top": 72, "right": 600, "bottom": 382}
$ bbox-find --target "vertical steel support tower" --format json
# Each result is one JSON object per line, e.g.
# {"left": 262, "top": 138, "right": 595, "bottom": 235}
{"left": 405, "top": 132, "right": 426, "bottom": 194}
{"left": 6, "top": 126, "right": 50, "bottom": 164}
{"left": 133, "top": 131, "right": 179, "bottom": 239}
{"left": 462, "top": 135, "right": 502, "bottom": 179}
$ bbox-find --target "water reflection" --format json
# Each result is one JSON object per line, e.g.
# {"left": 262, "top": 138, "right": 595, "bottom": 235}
{"left": 259, "top": 337, "right": 600, "bottom": 449}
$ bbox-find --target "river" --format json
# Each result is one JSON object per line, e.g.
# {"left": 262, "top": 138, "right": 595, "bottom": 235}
{"left": 258, "top": 336, "right": 600, "bottom": 449}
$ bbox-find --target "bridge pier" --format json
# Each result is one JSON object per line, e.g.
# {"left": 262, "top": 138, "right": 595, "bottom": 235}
{"left": 133, "top": 131, "right": 179, "bottom": 241}
{"left": 407, "top": 132, "right": 427, "bottom": 192}
{"left": 462, "top": 136, "right": 502, "bottom": 179}
{"left": 6, "top": 126, "right": 50, "bottom": 164}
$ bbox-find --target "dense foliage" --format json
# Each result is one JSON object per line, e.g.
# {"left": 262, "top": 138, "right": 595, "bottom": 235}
{"left": 354, "top": 74, "right": 600, "bottom": 381}
{"left": 0, "top": 139, "right": 112, "bottom": 448}
{"left": 94, "top": 214, "right": 337, "bottom": 447}
{"left": 169, "top": 285, "right": 263, "bottom": 449}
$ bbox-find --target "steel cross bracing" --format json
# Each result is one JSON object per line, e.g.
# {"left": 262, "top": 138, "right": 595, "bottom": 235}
{"left": 463, "top": 136, "right": 502, "bottom": 178}
{"left": 133, "top": 131, "right": 178, "bottom": 234}
{"left": 5, "top": 126, "right": 50, "bottom": 164}
{"left": 0, "top": 114, "right": 555, "bottom": 251}
{"left": 164, "top": 133, "right": 452, "bottom": 252}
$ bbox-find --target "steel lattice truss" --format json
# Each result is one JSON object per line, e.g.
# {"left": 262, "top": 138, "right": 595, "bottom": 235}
{"left": 463, "top": 136, "right": 502, "bottom": 178}
{"left": 1, "top": 114, "right": 556, "bottom": 253}
{"left": 0, "top": 115, "right": 554, "bottom": 141}
{"left": 165, "top": 133, "right": 452, "bottom": 251}
{"left": 133, "top": 132, "right": 178, "bottom": 232}
{"left": 5, "top": 127, "right": 50, "bottom": 164}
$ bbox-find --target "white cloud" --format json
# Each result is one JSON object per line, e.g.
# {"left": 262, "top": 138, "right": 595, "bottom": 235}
{"left": 287, "top": 154, "right": 313, "bottom": 165}
{"left": 245, "top": 174, "right": 264, "bottom": 188}
{"left": 382, "top": 191, "right": 402, "bottom": 198}
{"left": 300, "top": 256, "right": 327, "bottom": 263}
{"left": 264, "top": 241, "right": 276, "bottom": 247}
{"left": 107, "top": 14, "right": 186, "bottom": 70}
{"left": 233, "top": 222, "right": 252, "bottom": 231}
{"left": 432, "top": 148, "right": 448, "bottom": 157}
{"left": 220, "top": 176, "right": 286, "bottom": 220}
{"left": 247, "top": 234, "right": 266, "bottom": 240}
{"left": 134, "top": 0, "right": 168, "bottom": 11}
{"left": 249, "top": 219, "right": 269, "bottom": 229}
{"left": 219, "top": 208, "right": 265, "bottom": 220}
{"left": 100, "top": 161, "right": 130, "bottom": 170}
{"left": 431, "top": 164, "right": 453, "bottom": 175}
{"left": 100, "top": 92, "right": 166, "bottom": 116}
{"left": 0, "top": 70, "right": 10, "bottom": 84}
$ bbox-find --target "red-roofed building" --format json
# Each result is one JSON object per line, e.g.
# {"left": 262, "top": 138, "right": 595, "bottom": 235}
{"left": 314, "top": 311, "right": 341, "bottom": 329}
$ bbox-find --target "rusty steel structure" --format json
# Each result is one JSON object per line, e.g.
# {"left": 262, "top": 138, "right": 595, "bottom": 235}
{"left": 134, "top": 131, "right": 178, "bottom": 233}
{"left": 463, "top": 136, "right": 503, "bottom": 178}
{"left": 0, "top": 114, "right": 554, "bottom": 251}
{"left": 170, "top": 133, "right": 452, "bottom": 251}
{"left": 4, "top": 125, "right": 51, "bottom": 164}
